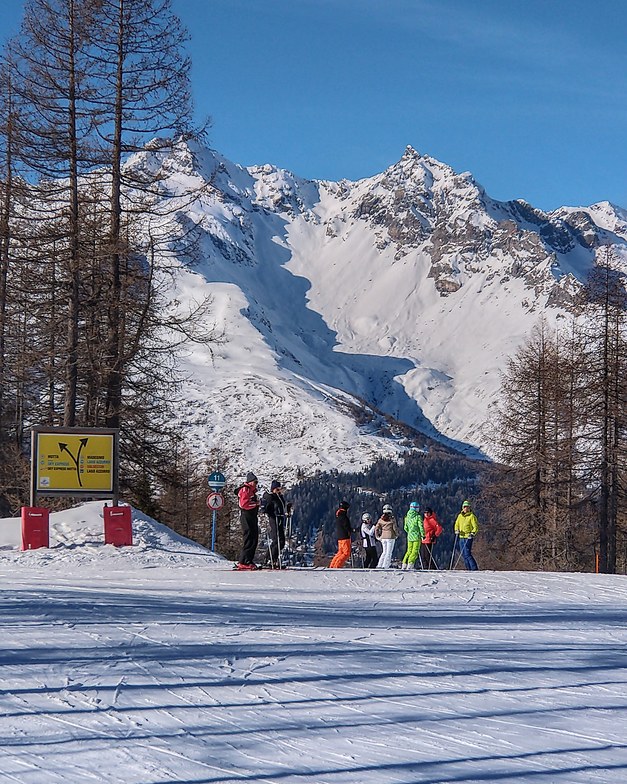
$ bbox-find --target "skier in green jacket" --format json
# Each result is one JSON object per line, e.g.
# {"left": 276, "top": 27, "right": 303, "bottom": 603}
{"left": 402, "top": 501, "right": 424, "bottom": 570}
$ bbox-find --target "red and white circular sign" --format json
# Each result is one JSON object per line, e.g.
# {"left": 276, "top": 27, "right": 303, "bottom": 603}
{"left": 206, "top": 492, "right": 224, "bottom": 510}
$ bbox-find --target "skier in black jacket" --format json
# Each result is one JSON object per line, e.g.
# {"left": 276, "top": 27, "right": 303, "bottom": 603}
{"left": 264, "top": 479, "right": 288, "bottom": 568}
{"left": 329, "top": 501, "right": 352, "bottom": 568}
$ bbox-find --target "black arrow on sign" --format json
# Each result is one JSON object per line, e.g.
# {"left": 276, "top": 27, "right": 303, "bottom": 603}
{"left": 59, "top": 438, "right": 89, "bottom": 487}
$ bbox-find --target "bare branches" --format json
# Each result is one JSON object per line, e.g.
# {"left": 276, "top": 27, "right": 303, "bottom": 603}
{"left": 0, "top": 0, "right": 215, "bottom": 514}
{"left": 488, "top": 251, "right": 627, "bottom": 573}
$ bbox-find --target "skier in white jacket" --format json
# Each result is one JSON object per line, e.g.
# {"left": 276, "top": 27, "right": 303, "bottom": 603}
{"left": 360, "top": 513, "right": 378, "bottom": 568}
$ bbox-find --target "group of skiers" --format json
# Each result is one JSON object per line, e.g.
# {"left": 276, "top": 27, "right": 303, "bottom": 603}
{"left": 234, "top": 472, "right": 292, "bottom": 570}
{"left": 234, "top": 471, "right": 479, "bottom": 572}
{"left": 332, "top": 499, "right": 480, "bottom": 571}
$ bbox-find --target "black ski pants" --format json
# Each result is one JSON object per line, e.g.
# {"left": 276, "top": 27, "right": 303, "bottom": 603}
{"left": 363, "top": 545, "right": 378, "bottom": 568}
{"left": 265, "top": 514, "right": 285, "bottom": 566}
{"left": 421, "top": 542, "right": 437, "bottom": 569}
{"left": 239, "top": 508, "right": 259, "bottom": 565}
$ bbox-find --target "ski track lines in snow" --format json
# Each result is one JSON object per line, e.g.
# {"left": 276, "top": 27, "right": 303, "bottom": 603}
{"left": 1, "top": 565, "right": 627, "bottom": 784}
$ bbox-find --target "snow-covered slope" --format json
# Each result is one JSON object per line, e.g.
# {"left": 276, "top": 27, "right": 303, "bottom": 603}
{"left": 0, "top": 500, "right": 220, "bottom": 566}
{"left": 148, "top": 142, "right": 627, "bottom": 478}
{"left": 1, "top": 502, "right": 627, "bottom": 783}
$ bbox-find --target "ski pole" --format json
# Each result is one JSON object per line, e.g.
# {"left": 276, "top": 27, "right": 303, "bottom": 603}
{"left": 452, "top": 537, "right": 466, "bottom": 570}
{"left": 449, "top": 534, "right": 459, "bottom": 570}
{"left": 284, "top": 510, "right": 293, "bottom": 566}
{"left": 276, "top": 516, "right": 284, "bottom": 569}
{"left": 266, "top": 526, "right": 274, "bottom": 569}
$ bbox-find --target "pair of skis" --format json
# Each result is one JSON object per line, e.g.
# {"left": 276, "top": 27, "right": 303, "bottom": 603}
{"left": 233, "top": 562, "right": 262, "bottom": 571}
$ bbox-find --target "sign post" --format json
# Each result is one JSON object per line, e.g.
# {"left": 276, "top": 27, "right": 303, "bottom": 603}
{"left": 207, "top": 470, "right": 226, "bottom": 551}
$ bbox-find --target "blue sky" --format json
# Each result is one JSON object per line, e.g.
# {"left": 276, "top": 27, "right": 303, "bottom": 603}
{"left": 1, "top": 0, "right": 625, "bottom": 211}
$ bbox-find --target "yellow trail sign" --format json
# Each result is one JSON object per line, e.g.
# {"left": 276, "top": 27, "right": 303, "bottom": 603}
{"left": 34, "top": 431, "right": 115, "bottom": 493}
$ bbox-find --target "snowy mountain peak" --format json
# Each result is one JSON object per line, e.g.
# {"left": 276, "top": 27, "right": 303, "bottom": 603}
{"left": 150, "top": 141, "right": 627, "bottom": 479}
{"left": 402, "top": 143, "right": 421, "bottom": 158}
{"left": 554, "top": 200, "right": 627, "bottom": 240}
{"left": 385, "top": 145, "right": 461, "bottom": 190}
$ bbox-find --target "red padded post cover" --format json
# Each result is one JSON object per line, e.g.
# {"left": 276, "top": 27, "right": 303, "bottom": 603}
{"left": 103, "top": 505, "right": 133, "bottom": 547}
{"left": 21, "top": 507, "right": 50, "bottom": 551}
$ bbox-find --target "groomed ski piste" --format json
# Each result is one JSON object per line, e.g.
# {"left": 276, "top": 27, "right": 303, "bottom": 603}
{"left": 1, "top": 501, "right": 626, "bottom": 783}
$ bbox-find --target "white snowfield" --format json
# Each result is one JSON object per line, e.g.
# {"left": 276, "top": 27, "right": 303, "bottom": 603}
{"left": 1, "top": 502, "right": 626, "bottom": 783}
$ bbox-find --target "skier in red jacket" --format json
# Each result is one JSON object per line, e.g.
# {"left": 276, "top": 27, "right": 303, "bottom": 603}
{"left": 421, "top": 507, "right": 443, "bottom": 570}
{"left": 236, "top": 472, "right": 260, "bottom": 570}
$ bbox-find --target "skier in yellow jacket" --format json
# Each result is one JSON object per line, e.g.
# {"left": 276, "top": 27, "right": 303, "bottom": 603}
{"left": 454, "top": 500, "right": 479, "bottom": 570}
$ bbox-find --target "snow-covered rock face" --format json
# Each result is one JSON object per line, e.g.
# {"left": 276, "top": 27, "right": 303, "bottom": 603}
{"left": 148, "top": 142, "right": 627, "bottom": 481}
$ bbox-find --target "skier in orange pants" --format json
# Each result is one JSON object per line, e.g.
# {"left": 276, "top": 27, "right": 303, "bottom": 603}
{"left": 329, "top": 501, "right": 352, "bottom": 568}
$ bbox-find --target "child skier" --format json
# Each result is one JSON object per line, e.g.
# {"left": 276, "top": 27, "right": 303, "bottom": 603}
{"left": 360, "top": 512, "right": 378, "bottom": 568}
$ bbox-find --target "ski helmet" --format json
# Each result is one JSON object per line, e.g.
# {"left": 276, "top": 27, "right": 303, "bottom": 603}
{"left": 382, "top": 504, "right": 393, "bottom": 514}
{"left": 361, "top": 513, "right": 372, "bottom": 522}
{"left": 410, "top": 501, "right": 420, "bottom": 510}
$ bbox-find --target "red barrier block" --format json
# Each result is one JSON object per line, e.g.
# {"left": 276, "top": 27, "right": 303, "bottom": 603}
{"left": 103, "top": 505, "right": 133, "bottom": 546}
{"left": 21, "top": 507, "right": 50, "bottom": 550}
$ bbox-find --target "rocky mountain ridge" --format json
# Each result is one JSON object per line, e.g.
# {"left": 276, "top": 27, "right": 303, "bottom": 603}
{"left": 152, "top": 141, "right": 627, "bottom": 482}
